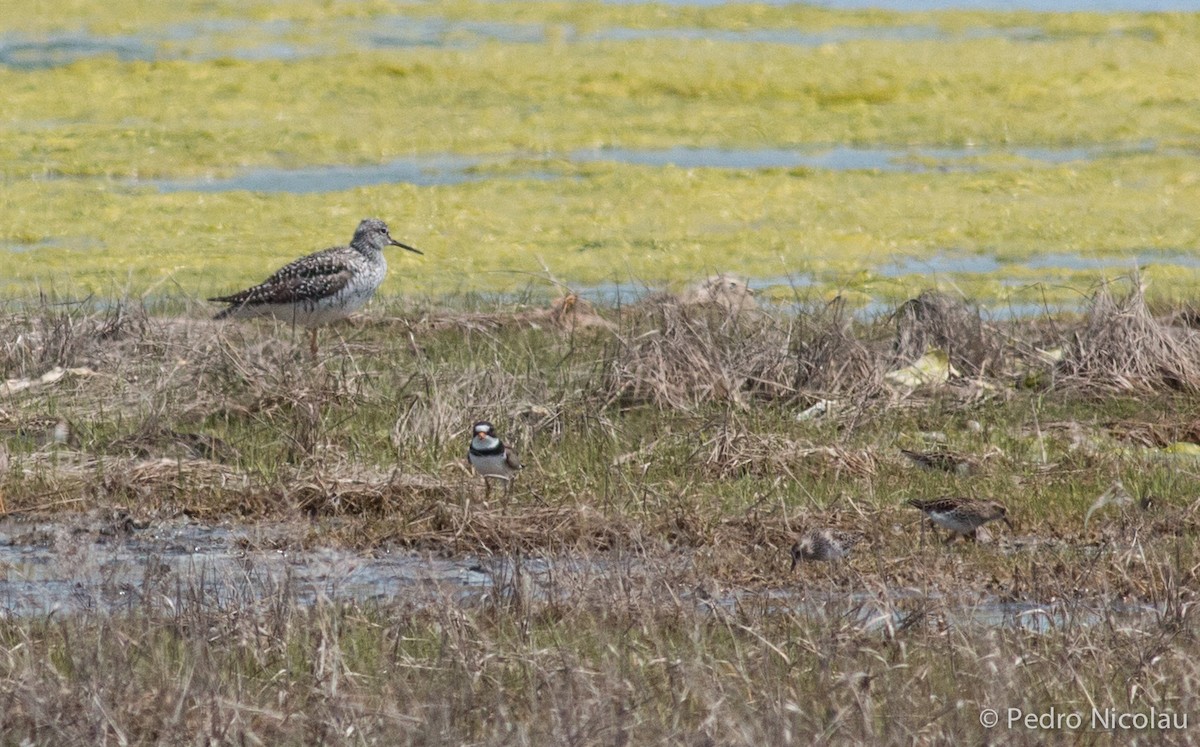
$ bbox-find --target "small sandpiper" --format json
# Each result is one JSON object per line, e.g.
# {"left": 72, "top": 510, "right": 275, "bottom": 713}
{"left": 468, "top": 421, "right": 522, "bottom": 500}
{"left": 209, "top": 218, "right": 422, "bottom": 356}
{"left": 791, "top": 528, "right": 860, "bottom": 566}
{"left": 899, "top": 447, "right": 975, "bottom": 476}
{"left": 907, "top": 497, "right": 1012, "bottom": 543}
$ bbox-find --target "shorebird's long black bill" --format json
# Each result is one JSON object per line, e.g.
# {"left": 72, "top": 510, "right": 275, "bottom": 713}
{"left": 1002, "top": 516, "right": 1015, "bottom": 530}
{"left": 389, "top": 238, "right": 423, "bottom": 255}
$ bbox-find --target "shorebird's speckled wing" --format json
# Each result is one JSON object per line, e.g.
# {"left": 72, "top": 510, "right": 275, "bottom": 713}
{"left": 209, "top": 247, "right": 354, "bottom": 314}
{"left": 906, "top": 497, "right": 962, "bottom": 514}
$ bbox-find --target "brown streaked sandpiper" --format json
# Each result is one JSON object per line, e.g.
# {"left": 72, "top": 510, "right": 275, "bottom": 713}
{"left": 791, "top": 528, "right": 861, "bottom": 566}
{"left": 907, "top": 497, "right": 1012, "bottom": 542}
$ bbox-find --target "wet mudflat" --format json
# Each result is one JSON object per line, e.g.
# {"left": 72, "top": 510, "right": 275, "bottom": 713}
{"left": 0, "top": 510, "right": 1165, "bottom": 639}
{"left": 0, "top": 512, "right": 484, "bottom": 617}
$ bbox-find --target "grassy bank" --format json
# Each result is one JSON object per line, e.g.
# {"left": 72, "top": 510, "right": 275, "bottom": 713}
{"left": 3, "top": 284, "right": 1200, "bottom": 742}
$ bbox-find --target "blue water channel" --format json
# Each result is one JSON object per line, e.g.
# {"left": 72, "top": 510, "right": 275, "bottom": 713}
{"left": 0, "top": 8, "right": 1180, "bottom": 71}
{"left": 131, "top": 142, "right": 1163, "bottom": 193}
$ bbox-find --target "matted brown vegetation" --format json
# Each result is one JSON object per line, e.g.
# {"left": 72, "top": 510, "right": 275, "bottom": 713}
{"left": 893, "top": 289, "right": 1001, "bottom": 377}
{"left": 2, "top": 278, "right": 1200, "bottom": 744}
{"left": 792, "top": 295, "right": 886, "bottom": 400}
{"left": 603, "top": 302, "right": 795, "bottom": 409}
{"left": 1058, "top": 278, "right": 1200, "bottom": 393}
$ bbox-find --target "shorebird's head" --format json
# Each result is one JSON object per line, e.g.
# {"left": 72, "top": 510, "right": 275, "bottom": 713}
{"left": 353, "top": 218, "right": 423, "bottom": 255}
{"left": 471, "top": 421, "right": 498, "bottom": 447}
{"left": 984, "top": 501, "right": 1014, "bottom": 529}
{"left": 790, "top": 540, "right": 808, "bottom": 569}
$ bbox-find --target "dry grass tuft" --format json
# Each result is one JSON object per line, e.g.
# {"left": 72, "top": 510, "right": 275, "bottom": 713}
{"left": 1059, "top": 278, "right": 1200, "bottom": 392}
{"left": 16, "top": 451, "right": 248, "bottom": 514}
{"left": 792, "top": 296, "right": 885, "bottom": 399}
{"left": 404, "top": 294, "right": 615, "bottom": 334}
{"left": 892, "top": 290, "right": 1001, "bottom": 376}
{"left": 606, "top": 300, "right": 796, "bottom": 409}
{"left": 0, "top": 301, "right": 150, "bottom": 373}
{"left": 290, "top": 469, "right": 457, "bottom": 516}
{"left": 701, "top": 427, "right": 877, "bottom": 480}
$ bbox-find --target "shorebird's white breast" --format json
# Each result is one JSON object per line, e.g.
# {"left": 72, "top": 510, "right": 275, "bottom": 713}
{"left": 469, "top": 451, "right": 513, "bottom": 478}
{"left": 927, "top": 510, "right": 975, "bottom": 535}
{"left": 469, "top": 435, "right": 515, "bottom": 479}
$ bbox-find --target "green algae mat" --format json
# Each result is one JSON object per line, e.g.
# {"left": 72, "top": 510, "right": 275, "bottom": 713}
{"left": 3, "top": 1, "right": 1200, "bottom": 308}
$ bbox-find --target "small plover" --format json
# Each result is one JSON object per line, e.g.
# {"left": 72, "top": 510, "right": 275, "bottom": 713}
{"left": 468, "top": 421, "right": 522, "bottom": 499}
{"left": 791, "top": 528, "right": 860, "bottom": 566}
{"left": 907, "top": 497, "right": 1012, "bottom": 542}
{"left": 209, "top": 218, "right": 421, "bottom": 356}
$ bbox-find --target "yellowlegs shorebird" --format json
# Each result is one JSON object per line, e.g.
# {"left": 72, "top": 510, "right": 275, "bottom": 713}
{"left": 209, "top": 218, "right": 421, "bottom": 356}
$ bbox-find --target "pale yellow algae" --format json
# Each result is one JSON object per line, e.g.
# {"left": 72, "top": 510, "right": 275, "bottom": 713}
{"left": 3, "top": 1, "right": 1199, "bottom": 307}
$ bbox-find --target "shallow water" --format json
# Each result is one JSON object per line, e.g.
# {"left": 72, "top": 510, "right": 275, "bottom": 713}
{"left": 1023, "top": 251, "right": 1200, "bottom": 272}
{"left": 0, "top": 35, "right": 153, "bottom": 69}
{"left": 568, "top": 143, "right": 1159, "bottom": 171}
{"left": 0, "top": 515, "right": 1165, "bottom": 631}
{"left": 143, "top": 155, "right": 500, "bottom": 194}
{"left": 584, "top": 25, "right": 943, "bottom": 45}
{"left": 565, "top": 246, "right": 1195, "bottom": 318}
{"left": 0, "top": 21, "right": 929, "bottom": 69}
{"left": 0, "top": 12, "right": 1163, "bottom": 71}
{"left": 0, "top": 516, "right": 499, "bottom": 616}
{"left": 130, "top": 143, "right": 1161, "bottom": 194}
{"left": 880, "top": 253, "right": 1004, "bottom": 277}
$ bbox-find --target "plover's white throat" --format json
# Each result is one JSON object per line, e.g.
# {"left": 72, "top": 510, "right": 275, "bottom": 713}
{"left": 209, "top": 218, "right": 422, "bottom": 356}
{"left": 468, "top": 421, "right": 521, "bottom": 500}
